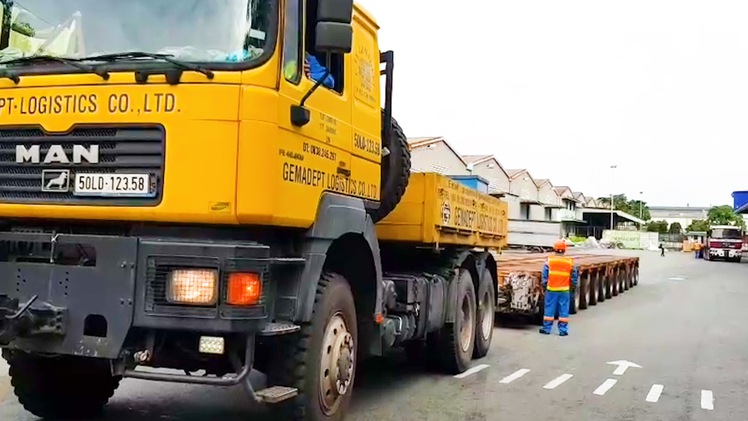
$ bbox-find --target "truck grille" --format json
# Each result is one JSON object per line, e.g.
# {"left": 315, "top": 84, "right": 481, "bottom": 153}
{"left": 0, "top": 125, "right": 165, "bottom": 205}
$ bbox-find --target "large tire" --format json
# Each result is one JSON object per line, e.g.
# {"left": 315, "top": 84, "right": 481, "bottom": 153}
{"left": 6, "top": 351, "right": 121, "bottom": 419}
{"left": 473, "top": 268, "right": 495, "bottom": 359}
{"left": 435, "top": 269, "right": 476, "bottom": 374}
{"left": 369, "top": 110, "right": 411, "bottom": 223}
{"left": 269, "top": 272, "right": 358, "bottom": 421}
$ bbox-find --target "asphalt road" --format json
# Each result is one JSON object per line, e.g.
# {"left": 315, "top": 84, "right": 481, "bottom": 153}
{"left": 1, "top": 248, "right": 745, "bottom": 420}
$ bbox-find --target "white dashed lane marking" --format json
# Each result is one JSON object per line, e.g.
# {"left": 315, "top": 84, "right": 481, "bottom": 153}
{"left": 701, "top": 390, "right": 714, "bottom": 410}
{"left": 543, "top": 373, "right": 573, "bottom": 390}
{"left": 646, "top": 384, "right": 664, "bottom": 403}
{"left": 454, "top": 364, "right": 490, "bottom": 379}
{"left": 593, "top": 378, "right": 617, "bottom": 396}
{"left": 499, "top": 368, "right": 530, "bottom": 384}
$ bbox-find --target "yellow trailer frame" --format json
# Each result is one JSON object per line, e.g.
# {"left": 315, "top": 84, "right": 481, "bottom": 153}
{"left": 376, "top": 173, "right": 508, "bottom": 248}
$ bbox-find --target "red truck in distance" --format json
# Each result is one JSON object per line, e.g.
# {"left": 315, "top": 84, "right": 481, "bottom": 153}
{"left": 704, "top": 225, "right": 744, "bottom": 262}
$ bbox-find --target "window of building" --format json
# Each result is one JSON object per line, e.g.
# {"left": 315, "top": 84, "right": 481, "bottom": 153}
{"left": 520, "top": 204, "right": 530, "bottom": 220}
{"left": 545, "top": 208, "right": 553, "bottom": 221}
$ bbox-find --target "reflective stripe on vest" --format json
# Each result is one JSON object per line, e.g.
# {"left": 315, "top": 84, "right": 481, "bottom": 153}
{"left": 547, "top": 256, "right": 573, "bottom": 291}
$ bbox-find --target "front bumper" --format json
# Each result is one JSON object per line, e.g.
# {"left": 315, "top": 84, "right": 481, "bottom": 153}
{"left": 709, "top": 248, "right": 742, "bottom": 258}
{"left": 0, "top": 231, "right": 270, "bottom": 359}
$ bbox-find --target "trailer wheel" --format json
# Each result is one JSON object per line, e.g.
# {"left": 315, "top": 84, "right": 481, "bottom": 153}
{"left": 436, "top": 269, "right": 476, "bottom": 374}
{"left": 473, "top": 268, "right": 495, "bottom": 359}
{"left": 587, "top": 271, "right": 598, "bottom": 306}
{"left": 369, "top": 111, "right": 411, "bottom": 223}
{"left": 624, "top": 266, "right": 631, "bottom": 290}
{"left": 270, "top": 272, "right": 358, "bottom": 421}
{"left": 633, "top": 265, "right": 639, "bottom": 285}
{"left": 6, "top": 351, "right": 121, "bottom": 419}
{"left": 569, "top": 288, "right": 578, "bottom": 315}
{"left": 605, "top": 268, "right": 613, "bottom": 299}
{"left": 597, "top": 270, "right": 606, "bottom": 303}
{"left": 578, "top": 272, "right": 589, "bottom": 310}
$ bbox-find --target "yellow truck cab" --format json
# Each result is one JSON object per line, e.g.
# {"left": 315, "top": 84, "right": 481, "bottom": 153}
{"left": 0, "top": 1, "right": 507, "bottom": 420}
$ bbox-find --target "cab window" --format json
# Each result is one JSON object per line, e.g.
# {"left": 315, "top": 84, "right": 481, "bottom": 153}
{"left": 282, "top": 0, "right": 302, "bottom": 84}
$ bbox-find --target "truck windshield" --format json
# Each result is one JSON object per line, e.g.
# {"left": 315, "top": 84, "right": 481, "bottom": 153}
{"left": 0, "top": 0, "right": 273, "bottom": 65}
{"left": 710, "top": 229, "right": 742, "bottom": 239}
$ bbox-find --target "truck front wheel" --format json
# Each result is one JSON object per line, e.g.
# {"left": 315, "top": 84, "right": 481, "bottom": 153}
{"left": 272, "top": 272, "right": 358, "bottom": 421}
{"left": 5, "top": 351, "right": 121, "bottom": 419}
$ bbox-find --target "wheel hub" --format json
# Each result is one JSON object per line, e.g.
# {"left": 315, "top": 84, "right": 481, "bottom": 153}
{"left": 459, "top": 294, "right": 474, "bottom": 352}
{"left": 319, "top": 313, "right": 355, "bottom": 415}
{"left": 480, "top": 289, "right": 493, "bottom": 339}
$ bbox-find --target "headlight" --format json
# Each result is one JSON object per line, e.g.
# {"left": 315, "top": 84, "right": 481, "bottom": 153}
{"left": 167, "top": 269, "right": 218, "bottom": 305}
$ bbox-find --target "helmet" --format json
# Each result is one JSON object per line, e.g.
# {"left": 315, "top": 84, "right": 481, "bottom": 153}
{"left": 553, "top": 240, "right": 567, "bottom": 253}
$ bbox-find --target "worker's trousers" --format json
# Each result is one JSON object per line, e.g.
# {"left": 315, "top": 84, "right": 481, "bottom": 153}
{"left": 542, "top": 290, "right": 570, "bottom": 334}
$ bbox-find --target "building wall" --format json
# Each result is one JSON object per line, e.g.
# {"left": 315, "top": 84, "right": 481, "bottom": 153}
{"left": 410, "top": 142, "right": 469, "bottom": 175}
{"left": 504, "top": 194, "right": 521, "bottom": 220}
{"left": 538, "top": 184, "right": 561, "bottom": 207}
{"left": 508, "top": 175, "right": 539, "bottom": 202}
{"left": 470, "top": 160, "right": 510, "bottom": 194}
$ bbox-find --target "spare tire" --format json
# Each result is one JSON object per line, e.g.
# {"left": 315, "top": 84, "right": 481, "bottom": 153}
{"left": 369, "top": 109, "right": 411, "bottom": 223}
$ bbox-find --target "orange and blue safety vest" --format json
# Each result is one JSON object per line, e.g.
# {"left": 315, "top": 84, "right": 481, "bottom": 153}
{"left": 541, "top": 255, "right": 579, "bottom": 292}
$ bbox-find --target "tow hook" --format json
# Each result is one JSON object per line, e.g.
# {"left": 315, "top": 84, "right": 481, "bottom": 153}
{"left": 0, "top": 294, "right": 67, "bottom": 345}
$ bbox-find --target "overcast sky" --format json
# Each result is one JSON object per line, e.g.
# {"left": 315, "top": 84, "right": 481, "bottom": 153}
{"left": 358, "top": 0, "right": 748, "bottom": 207}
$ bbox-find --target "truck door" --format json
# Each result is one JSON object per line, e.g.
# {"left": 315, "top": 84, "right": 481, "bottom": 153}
{"left": 278, "top": 0, "right": 353, "bottom": 209}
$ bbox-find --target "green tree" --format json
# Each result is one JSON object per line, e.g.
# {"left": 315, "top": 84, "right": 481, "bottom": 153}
{"left": 686, "top": 219, "right": 709, "bottom": 232}
{"left": 645, "top": 220, "right": 668, "bottom": 233}
{"left": 706, "top": 205, "right": 746, "bottom": 229}
{"left": 668, "top": 222, "right": 683, "bottom": 234}
{"left": 597, "top": 194, "right": 651, "bottom": 221}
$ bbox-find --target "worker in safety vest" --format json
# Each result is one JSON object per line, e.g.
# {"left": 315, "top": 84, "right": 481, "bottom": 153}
{"left": 539, "top": 240, "right": 579, "bottom": 336}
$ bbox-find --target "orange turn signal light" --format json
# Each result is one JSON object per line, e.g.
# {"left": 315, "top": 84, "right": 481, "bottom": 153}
{"left": 227, "top": 272, "right": 262, "bottom": 306}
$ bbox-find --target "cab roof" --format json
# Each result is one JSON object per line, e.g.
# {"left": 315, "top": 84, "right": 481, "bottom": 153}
{"left": 354, "top": 2, "right": 379, "bottom": 30}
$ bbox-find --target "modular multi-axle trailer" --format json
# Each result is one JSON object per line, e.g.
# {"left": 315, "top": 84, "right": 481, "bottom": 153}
{"left": 494, "top": 252, "right": 640, "bottom": 323}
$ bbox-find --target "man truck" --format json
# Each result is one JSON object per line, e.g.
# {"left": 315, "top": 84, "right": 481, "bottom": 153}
{"left": 0, "top": 1, "right": 508, "bottom": 420}
{"left": 704, "top": 225, "right": 744, "bottom": 262}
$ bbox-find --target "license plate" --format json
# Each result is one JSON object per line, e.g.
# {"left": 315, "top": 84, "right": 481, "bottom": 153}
{"left": 74, "top": 173, "right": 151, "bottom": 197}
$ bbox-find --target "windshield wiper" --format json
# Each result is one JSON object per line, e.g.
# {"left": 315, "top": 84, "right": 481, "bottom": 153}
{"left": 80, "top": 52, "right": 214, "bottom": 80}
{"left": 0, "top": 55, "right": 110, "bottom": 81}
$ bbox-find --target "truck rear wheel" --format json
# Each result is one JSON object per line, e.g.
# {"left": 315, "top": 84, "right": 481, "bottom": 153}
{"left": 369, "top": 111, "right": 411, "bottom": 223}
{"left": 473, "top": 268, "right": 495, "bottom": 359}
{"left": 271, "top": 272, "right": 358, "bottom": 421}
{"left": 435, "top": 269, "right": 476, "bottom": 374}
{"left": 6, "top": 351, "right": 120, "bottom": 419}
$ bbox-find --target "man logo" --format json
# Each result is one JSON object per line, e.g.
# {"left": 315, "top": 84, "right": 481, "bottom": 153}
{"left": 41, "top": 170, "right": 70, "bottom": 193}
{"left": 16, "top": 145, "right": 99, "bottom": 164}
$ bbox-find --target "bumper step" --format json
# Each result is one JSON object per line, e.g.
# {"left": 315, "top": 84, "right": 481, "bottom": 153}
{"left": 259, "top": 321, "right": 301, "bottom": 336}
{"left": 256, "top": 385, "right": 298, "bottom": 403}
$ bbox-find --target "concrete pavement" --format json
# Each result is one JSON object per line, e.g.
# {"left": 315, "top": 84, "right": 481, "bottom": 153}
{"left": 2, "top": 249, "right": 746, "bottom": 420}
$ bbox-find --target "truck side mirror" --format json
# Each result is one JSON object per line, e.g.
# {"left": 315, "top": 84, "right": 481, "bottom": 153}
{"left": 314, "top": 0, "right": 353, "bottom": 54}
{"left": 315, "top": 22, "right": 352, "bottom": 53}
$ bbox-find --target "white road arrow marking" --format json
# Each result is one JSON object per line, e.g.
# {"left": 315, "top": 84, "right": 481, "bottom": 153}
{"left": 606, "top": 360, "right": 642, "bottom": 375}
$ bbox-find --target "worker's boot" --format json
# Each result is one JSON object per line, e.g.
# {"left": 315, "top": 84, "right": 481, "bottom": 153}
{"left": 539, "top": 328, "right": 550, "bottom": 335}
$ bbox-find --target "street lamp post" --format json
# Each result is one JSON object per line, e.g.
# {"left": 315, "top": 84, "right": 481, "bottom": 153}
{"left": 610, "top": 165, "right": 617, "bottom": 230}
{"left": 639, "top": 191, "right": 643, "bottom": 230}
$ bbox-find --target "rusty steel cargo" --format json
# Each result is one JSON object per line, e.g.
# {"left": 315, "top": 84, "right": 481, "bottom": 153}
{"left": 493, "top": 252, "right": 640, "bottom": 322}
